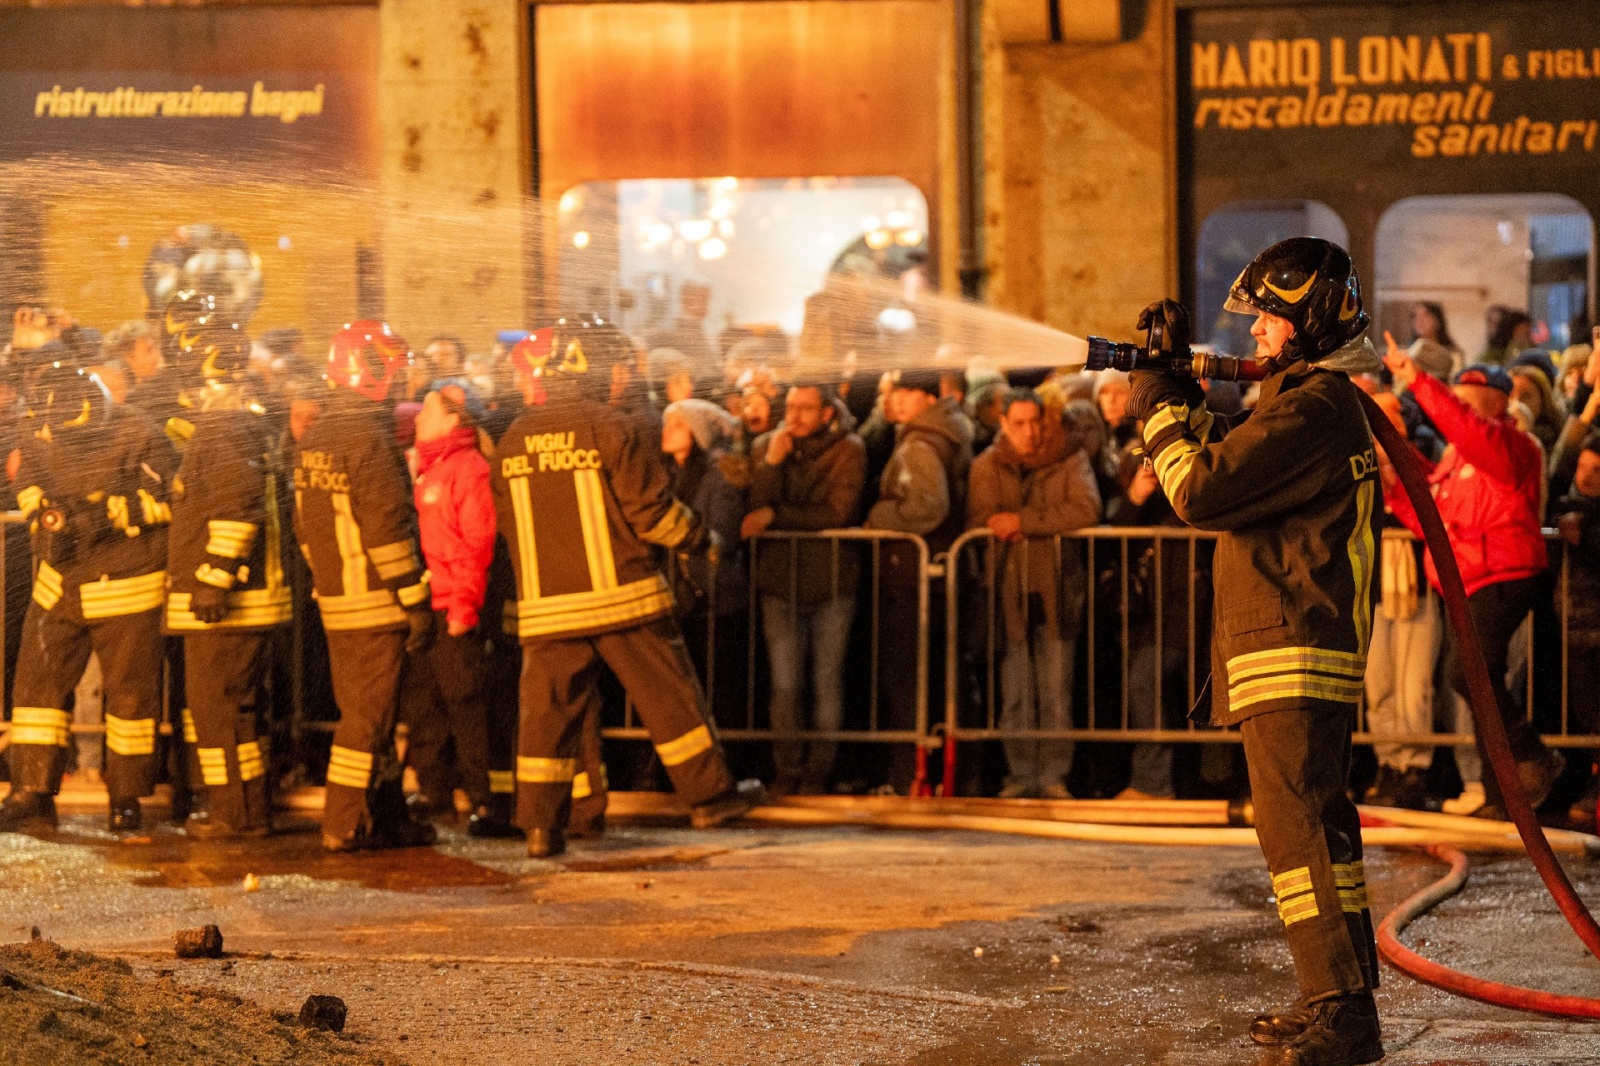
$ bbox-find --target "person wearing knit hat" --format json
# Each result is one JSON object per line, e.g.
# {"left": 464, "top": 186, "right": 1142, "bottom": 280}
{"left": 1558, "top": 344, "right": 1594, "bottom": 404}
{"left": 1510, "top": 348, "right": 1559, "bottom": 390}
{"left": 664, "top": 398, "right": 739, "bottom": 453}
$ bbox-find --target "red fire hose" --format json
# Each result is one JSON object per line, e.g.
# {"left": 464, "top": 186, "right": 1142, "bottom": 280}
{"left": 1358, "top": 389, "right": 1600, "bottom": 1018}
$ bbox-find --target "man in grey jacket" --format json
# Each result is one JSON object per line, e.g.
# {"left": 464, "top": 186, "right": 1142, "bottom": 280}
{"left": 867, "top": 369, "right": 974, "bottom": 791}
{"left": 968, "top": 388, "right": 1101, "bottom": 797}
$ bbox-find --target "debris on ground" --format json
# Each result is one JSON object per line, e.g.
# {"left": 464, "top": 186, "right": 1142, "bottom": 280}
{"left": 0, "top": 941, "right": 394, "bottom": 1066}
{"left": 174, "top": 925, "right": 225, "bottom": 959}
{"left": 299, "top": 994, "right": 348, "bottom": 1032}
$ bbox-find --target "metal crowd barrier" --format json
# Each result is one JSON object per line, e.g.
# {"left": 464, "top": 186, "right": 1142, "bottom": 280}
{"left": 2, "top": 509, "right": 1591, "bottom": 776}
{"left": 942, "top": 525, "right": 1592, "bottom": 753}
{"left": 604, "top": 529, "right": 933, "bottom": 752}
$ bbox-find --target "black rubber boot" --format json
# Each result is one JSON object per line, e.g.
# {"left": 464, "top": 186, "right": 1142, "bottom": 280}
{"left": 109, "top": 798, "right": 143, "bottom": 835}
{"left": 0, "top": 789, "right": 58, "bottom": 833}
{"left": 466, "top": 805, "right": 520, "bottom": 839}
{"left": 1264, "top": 993, "right": 1383, "bottom": 1066}
{"left": 689, "top": 780, "right": 767, "bottom": 829}
{"left": 1250, "top": 1001, "right": 1318, "bottom": 1046}
{"left": 526, "top": 827, "right": 566, "bottom": 858}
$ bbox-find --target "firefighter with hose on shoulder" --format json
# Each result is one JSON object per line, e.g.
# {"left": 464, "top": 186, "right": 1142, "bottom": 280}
{"left": 163, "top": 324, "right": 293, "bottom": 837}
{"left": 492, "top": 314, "right": 760, "bottom": 859}
{"left": 294, "top": 320, "right": 437, "bottom": 852}
{"left": 1125, "top": 237, "right": 1385, "bottom": 1066}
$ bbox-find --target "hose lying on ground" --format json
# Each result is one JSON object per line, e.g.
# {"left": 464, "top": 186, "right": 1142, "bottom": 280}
{"left": 1375, "top": 841, "right": 1600, "bottom": 1019}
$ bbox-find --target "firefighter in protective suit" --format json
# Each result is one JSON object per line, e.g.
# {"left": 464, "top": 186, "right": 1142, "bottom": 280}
{"left": 164, "top": 325, "right": 292, "bottom": 837}
{"left": 294, "top": 320, "right": 436, "bottom": 851}
{"left": 0, "top": 361, "right": 176, "bottom": 835}
{"left": 492, "top": 314, "right": 759, "bottom": 858}
{"left": 1127, "top": 238, "right": 1384, "bottom": 1066}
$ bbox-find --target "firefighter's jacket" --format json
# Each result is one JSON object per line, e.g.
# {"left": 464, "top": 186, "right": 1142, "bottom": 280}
{"left": 292, "top": 393, "right": 429, "bottom": 632}
{"left": 14, "top": 407, "right": 176, "bottom": 624}
{"left": 492, "top": 393, "right": 702, "bottom": 642}
{"left": 165, "top": 408, "right": 292, "bottom": 633}
{"left": 1141, "top": 351, "right": 1381, "bottom": 728}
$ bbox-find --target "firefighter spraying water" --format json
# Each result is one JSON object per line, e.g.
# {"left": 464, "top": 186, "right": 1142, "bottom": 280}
{"left": 1124, "top": 238, "right": 1387, "bottom": 1066}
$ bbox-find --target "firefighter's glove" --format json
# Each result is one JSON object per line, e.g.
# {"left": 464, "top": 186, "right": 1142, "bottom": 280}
{"left": 404, "top": 606, "right": 436, "bottom": 656}
{"left": 1135, "top": 299, "right": 1192, "bottom": 354}
{"left": 1128, "top": 369, "right": 1205, "bottom": 426}
{"left": 190, "top": 585, "right": 229, "bottom": 625}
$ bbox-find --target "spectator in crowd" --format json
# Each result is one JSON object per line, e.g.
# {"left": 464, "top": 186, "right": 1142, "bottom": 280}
{"left": 968, "top": 388, "right": 1100, "bottom": 798}
{"left": 651, "top": 348, "right": 697, "bottom": 405}
{"left": 1354, "top": 375, "right": 1443, "bottom": 810}
{"left": 966, "top": 376, "right": 1006, "bottom": 455}
{"left": 645, "top": 280, "right": 716, "bottom": 366}
{"left": 869, "top": 369, "right": 972, "bottom": 793}
{"left": 1509, "top": 363, "right": 1566, "bottom": 455}
{"left": 1559, "top": 344, "right": 1595, "bottom": 406}
{"left": 425, "top": 335, "right": 468, "bottom": 378}
{"left": 399, "top": 383, "right": 505, "bottom": 835}
{"left": 1409, "top": 301, "right": 1462, "bottom": 368}
{"left": 1093, "top": 369, "right": 1137, "bottom": 453}
{"left": 1481, "top": 310, "right": 1532, "bottom": 365}
{"left": 1549, "top": 348, "right": 1600, "bottom": 504}
{"left": 867, "top": 370, "right": 972, "bottom": 550}
{"left": 743, "top": 384, "right": 867, "bottom": 794}
{"left": 938, "top": 370, "right": 978, "bottom": 448}
{"left": 857, "top": 371, "right": 898, "bottom": 494}
{"left": 740, "top": 385, "right": 776, "bottom": 442}
{"left": 1551, "top": 430, "right": 1600, "bottom": 815}
{"left": 1101, "top": 399, "right": 1214, "bottom": 800}
{"left": 1383, "top": 347, "right": 1565, "bottom": 819}
{"left": 662, "top": 400, "right": 748, "bottom": 735}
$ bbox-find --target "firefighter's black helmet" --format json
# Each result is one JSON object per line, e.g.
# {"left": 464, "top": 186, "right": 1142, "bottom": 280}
{"left": 510, "top": 312, "right": 633, "bottom": 381}
{"left": 1225, "top": 237, "right": 1369, "bottom": 362}
{"left": 24, "top": 360, "right": 108, "bottom": 433}
{"left": 163, "top": 289, "right": 222, "bottom": 362}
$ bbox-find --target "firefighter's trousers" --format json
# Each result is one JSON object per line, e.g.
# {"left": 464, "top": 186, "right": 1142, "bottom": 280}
{"left": 571, "top": 692, "right": 608, "bottom": 834}
{"left": 400, "top": 614, "right": 493, "bottom": 809}
{"left": 184, "top": 632, "right": 272, "bottom": 831}
{"left": 322, "top": 628, "right": 409, "bottom": 841}
{"left": 1240, "top": 707, "right": 1379, "bottom": 1002}
{"left": 485, "top": 635, "right": 521, "bottom": 816}
{"left": 516, "top": 616, "right": 732, "bottom": 831}
{"left": 10, "top": 599, "right": 162, "bottom": 802}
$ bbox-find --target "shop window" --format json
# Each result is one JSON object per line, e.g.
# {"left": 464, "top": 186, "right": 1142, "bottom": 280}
{"left": 1194, "top": 201, "right": 1348, "bottom": 357}
{"left": 1375, "top": 194, "right": 1593, "bottom": 362}
{"left": 555, "top": 176, "right": 928, "bottom": 366}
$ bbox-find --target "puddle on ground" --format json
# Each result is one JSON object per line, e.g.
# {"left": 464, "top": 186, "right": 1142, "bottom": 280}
{"left": 53, "top": 814, "right": 516, "bottom": 891}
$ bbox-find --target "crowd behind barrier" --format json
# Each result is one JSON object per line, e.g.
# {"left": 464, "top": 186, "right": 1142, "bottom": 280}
{"left": 1, "top": 292, "right": 1598, "bottom": 819}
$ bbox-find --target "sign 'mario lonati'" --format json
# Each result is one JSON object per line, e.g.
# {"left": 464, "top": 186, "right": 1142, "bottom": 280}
{"left": 1182, "top": 2, "right": 1600, "bottom": 260}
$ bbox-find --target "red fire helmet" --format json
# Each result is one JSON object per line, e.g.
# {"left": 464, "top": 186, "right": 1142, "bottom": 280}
{"left": 326, "top": 320, "right": 411, "bottom": 402}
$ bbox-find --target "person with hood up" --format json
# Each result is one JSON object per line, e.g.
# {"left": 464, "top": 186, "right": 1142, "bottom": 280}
{"left": 868, "top": 368, "right": 974, "bottom": 792}
{"left": 400, "top": 380, "right": 510, "bottom": 837}
{"left": 867, "top": 369, "right": 972, "bottom": 551}
{"left": 967, "top": 388, "right": 1100, "bottom": 798}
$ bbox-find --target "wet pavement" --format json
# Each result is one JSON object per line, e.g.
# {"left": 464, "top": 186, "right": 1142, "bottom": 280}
{"left": 2, "top": 802, "right": 1599, "bottom": 1064}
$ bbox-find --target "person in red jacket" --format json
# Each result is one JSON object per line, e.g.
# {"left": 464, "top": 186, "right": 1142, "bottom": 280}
{"left": 1382, "top": 345, "right": 1563, "bottom": 819}
{"left": 401, "top": 380, "right": 513, "bottom": 837}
